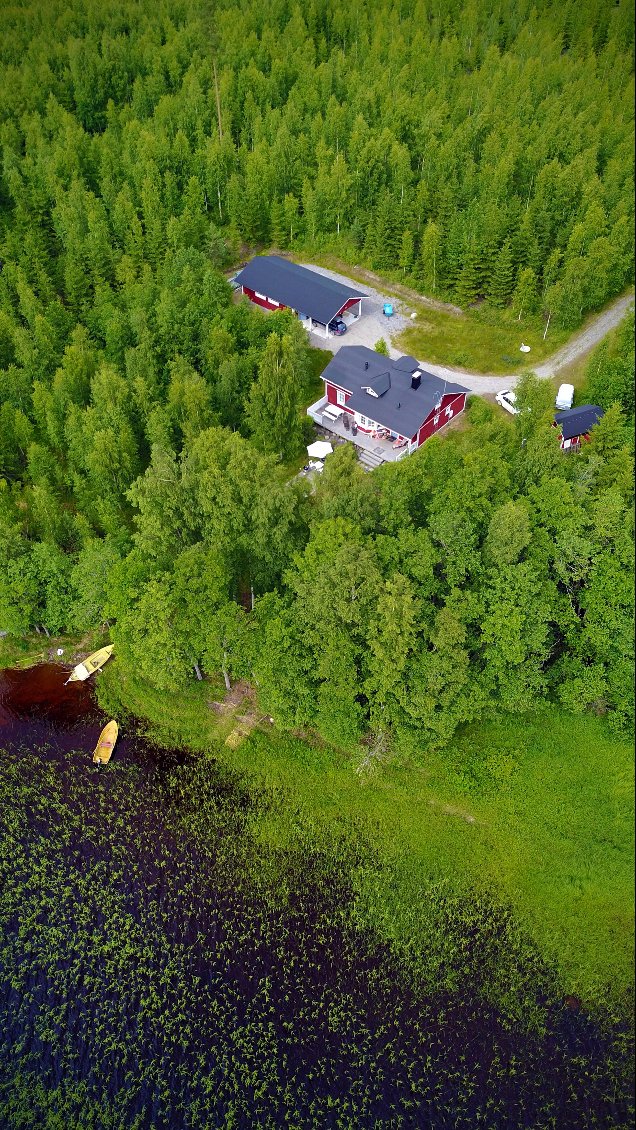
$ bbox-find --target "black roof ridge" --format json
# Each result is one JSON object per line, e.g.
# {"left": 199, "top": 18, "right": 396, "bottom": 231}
{"left": 554, "top": 403, "right": 604, "bottom": 440}
{"left": 555, "top": 403, "right": 604, "bottom": 417}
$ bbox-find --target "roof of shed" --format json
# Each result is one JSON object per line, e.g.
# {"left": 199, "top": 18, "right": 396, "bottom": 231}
{"left": 322, "top": 346, "right": 469, "bottom": 437}
{"left": 234, "top": 256, "right": 367, "bottom": 324}
{"left": 554, "top": 404, "right": 604, "bottom": 440}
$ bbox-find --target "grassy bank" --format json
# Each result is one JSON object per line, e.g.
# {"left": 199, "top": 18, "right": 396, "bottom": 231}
{"left": 0, "top": 629, "right": 110, "bottom": 673}
{"left": 284, "top": 248, "right": 570, "bottom": 372}
{"left": 396, "top": 304, "right": 567, "bottom": 373}
{"left": 4, "top": 636, "right": 632, "bottom": 1007}
{"left": 3, "top": 732, "right": 631, "bottom": 1127}
{"left": 220, "top": 713, "right": 634, "bottom": 1008}
{"left": 94, "top": 660, "right": 634, "bottom": 1009}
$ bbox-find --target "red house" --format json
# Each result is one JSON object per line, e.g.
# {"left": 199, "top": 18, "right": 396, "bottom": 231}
{"left": 233, "top": 255, "right": 366, "bottom": 338}
{"left": 310, "top": 347, "right": 469, "bottom": 466}
{"left": 553, "top": 404, "right": 604, "bottom": 450}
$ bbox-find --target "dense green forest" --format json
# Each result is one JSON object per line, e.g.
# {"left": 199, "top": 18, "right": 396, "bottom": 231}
{"left": 0, "top": 0, "right": 634, "bottom": 752}
{"left": 2, "top": 0, "right": 634, "bottom": 315}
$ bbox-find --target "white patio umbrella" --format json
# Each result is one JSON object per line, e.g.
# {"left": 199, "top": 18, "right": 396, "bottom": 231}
{"left": 307, "top": 440, "right": 333, "bottom": 459}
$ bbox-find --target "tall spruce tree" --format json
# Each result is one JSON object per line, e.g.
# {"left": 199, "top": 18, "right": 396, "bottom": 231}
{"left": 489, "top": 239, "right": 515, "bottom": 308}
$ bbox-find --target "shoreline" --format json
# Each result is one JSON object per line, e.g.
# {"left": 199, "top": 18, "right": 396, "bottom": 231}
{"left": 2, "top": 645, "right": 633, "bottom": 1010}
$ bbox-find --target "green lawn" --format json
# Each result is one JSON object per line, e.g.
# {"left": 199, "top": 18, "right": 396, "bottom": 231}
{"left": 219, "top": 709, "right": 634, "bottom": 1008}
{"left": 0, "top": 628, "right": 110, "bottom": 672}
{"left": 549, "top": 350, "right": 593, "bottom": 395}
{"left": 303, "top": 343, "right": 333, "bottom": 403}
{"left": 94, "top": 659, "right": 634, "bottom": 1006}
{"left": 396, "top": 304, "right": 568, "bottom": 373}
{"left": 285, "top": 248, "right": 569, "bottom": 373}
{"left": 96, "top": 655, "right": 635, "bottom": 1006}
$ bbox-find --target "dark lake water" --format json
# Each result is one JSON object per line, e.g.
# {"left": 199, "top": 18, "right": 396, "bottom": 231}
{"left": 0, "top": 664, "right": 633, "bottom": 1129}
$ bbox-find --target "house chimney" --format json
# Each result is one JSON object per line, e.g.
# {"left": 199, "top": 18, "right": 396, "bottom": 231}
{"left": 364, "top": 361, "right": 369, "bottom": 370}
{"left": 396, "top": 401, "right": 400, "bottom": 408}
{"left": 411, "top": 371, "right": 421, "bottom": 390}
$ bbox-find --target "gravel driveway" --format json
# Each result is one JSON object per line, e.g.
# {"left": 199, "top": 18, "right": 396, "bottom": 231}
{"left": 301, "top": 262, "right": 411, "bottom": 352}
{"left": 301, "top": 262, "right": 633, "bottom": 395}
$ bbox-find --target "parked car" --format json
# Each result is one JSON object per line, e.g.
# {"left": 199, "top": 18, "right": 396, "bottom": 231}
{"left": 555, "top": 383, "right": 574, "bottom": 410}
{"left": 495, "top": 389, "right": 519, "bottom": 415}
{"left": 328, "top": 318, "right": 347, "bottom": 335}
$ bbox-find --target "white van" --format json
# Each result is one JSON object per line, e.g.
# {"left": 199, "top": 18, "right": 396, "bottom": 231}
{"left": 555, "top": 383, "right": 574, "bottom": 410}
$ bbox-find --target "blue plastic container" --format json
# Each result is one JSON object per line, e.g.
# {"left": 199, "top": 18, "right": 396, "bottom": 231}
{"left": 383, "top": 302, "right": 393, "bottom": 317}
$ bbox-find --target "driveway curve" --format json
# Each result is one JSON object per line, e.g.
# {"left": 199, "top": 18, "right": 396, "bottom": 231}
{"left": 301, "top": 262, "right": 633, "bottom": 395}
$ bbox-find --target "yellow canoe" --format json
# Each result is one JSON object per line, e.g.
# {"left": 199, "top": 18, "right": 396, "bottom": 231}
{"left": 93, "top": 720, "right": 118, "bottom": 765}
{"left": 67, "top": 644, "right": 114, "bottom": 683}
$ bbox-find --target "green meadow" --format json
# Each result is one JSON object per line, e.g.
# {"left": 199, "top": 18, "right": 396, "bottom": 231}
{"left": 301, "top": 250, "right": 634, "bottom": 375}
{"left": 221, "top": 713, "right": 634, "bottom": 1009}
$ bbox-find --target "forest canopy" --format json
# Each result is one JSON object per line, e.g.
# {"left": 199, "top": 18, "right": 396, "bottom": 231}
{"left": 0, "top": 0, "right": 634, "bottom": 751}
{"left": 1, "top": 0, "right": 634, "bottom": 315}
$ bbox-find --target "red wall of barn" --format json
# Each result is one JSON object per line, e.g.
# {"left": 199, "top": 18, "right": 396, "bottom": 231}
{"left": 336, "top": 297, "right": 363, "bottom": 316}
{"left": 417, "top": 393, "right": 466, "bottom": 446}
{"left": 552, "top": 422, "right": 591, "bottom": 449}
{"left": 242, "top": 285, "right": 288, "bottom": 312}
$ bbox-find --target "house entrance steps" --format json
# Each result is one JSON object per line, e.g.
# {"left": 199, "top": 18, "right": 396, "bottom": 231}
{"left": 358, "top": 448, "right": 386, "bottom": 471}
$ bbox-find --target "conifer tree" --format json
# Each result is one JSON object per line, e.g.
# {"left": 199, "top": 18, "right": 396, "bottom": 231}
{"left": 489, "top": 239, "right": 515, "bottom": 307}
{"left": 418, "top": 221, "right": 442, "bottom": 294}
{"left": 283, "top": 194, "right": 300, "bottom": 245}
{"left": 368, "top": 192, "right": 401, "bottom": 272}
{"left": 269, "top": 198, "right": 287, "bottom": 248}
{"left": 454, "top": 243, "right": 482, "bottom": 308}
{"left": 512, "top": 266, "right": 538, "bottom": 321}
{"left": 398, "top": 228, "right": 414, "bottom": 275}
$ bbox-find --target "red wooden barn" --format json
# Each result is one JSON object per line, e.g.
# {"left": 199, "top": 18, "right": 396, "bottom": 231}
{"left": 553, "top": 404, "right": 604, "bottom": 450}
{"left": 233, "top": 255, "right": 366, "bottom": 338}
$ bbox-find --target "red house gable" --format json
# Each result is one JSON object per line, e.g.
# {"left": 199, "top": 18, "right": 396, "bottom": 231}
{"left": 417, "top": 392, "right": 467, "bottom": 445}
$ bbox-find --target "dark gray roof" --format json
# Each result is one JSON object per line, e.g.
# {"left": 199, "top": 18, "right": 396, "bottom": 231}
{"left": 392, "top": 355, "right": 419, "bottom": 373}
{"left": 234, "top": 256, "right": 367, "bottom": 324}
{"left": 322, "top": 346, "right": 469, "bottom": 438}
{"left": 554, "top": 404, "right": 604, "bottom": 440}
{"left": 364, "top": 371, "right": 392, "bottom": 396}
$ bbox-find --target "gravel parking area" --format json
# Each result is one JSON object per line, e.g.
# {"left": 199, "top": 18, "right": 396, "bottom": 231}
{"left": 300, "top": 262, "right": 413, "bottom": 356}
{"left": 299, "top": 262, "right": 504, "bottom": 392}
{"left": 299, "top": 263, "right": 514, "bottom": 393}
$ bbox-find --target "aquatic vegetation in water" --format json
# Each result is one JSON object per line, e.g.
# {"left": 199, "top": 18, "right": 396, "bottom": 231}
{"left": 0, "top": 733, "right": 633, "bottom": 1129}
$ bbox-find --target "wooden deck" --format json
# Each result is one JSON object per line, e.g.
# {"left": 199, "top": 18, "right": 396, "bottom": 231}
{"left": 306, "top": 398, "right": 415, "bottom": 467}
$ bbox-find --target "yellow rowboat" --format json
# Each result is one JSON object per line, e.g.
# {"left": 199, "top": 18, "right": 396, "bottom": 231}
{"left": 66, "top": 644, "right": 114, "bottom": 684}
{"left": 93, "top": 720, "right": 118, "bottom": 765}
